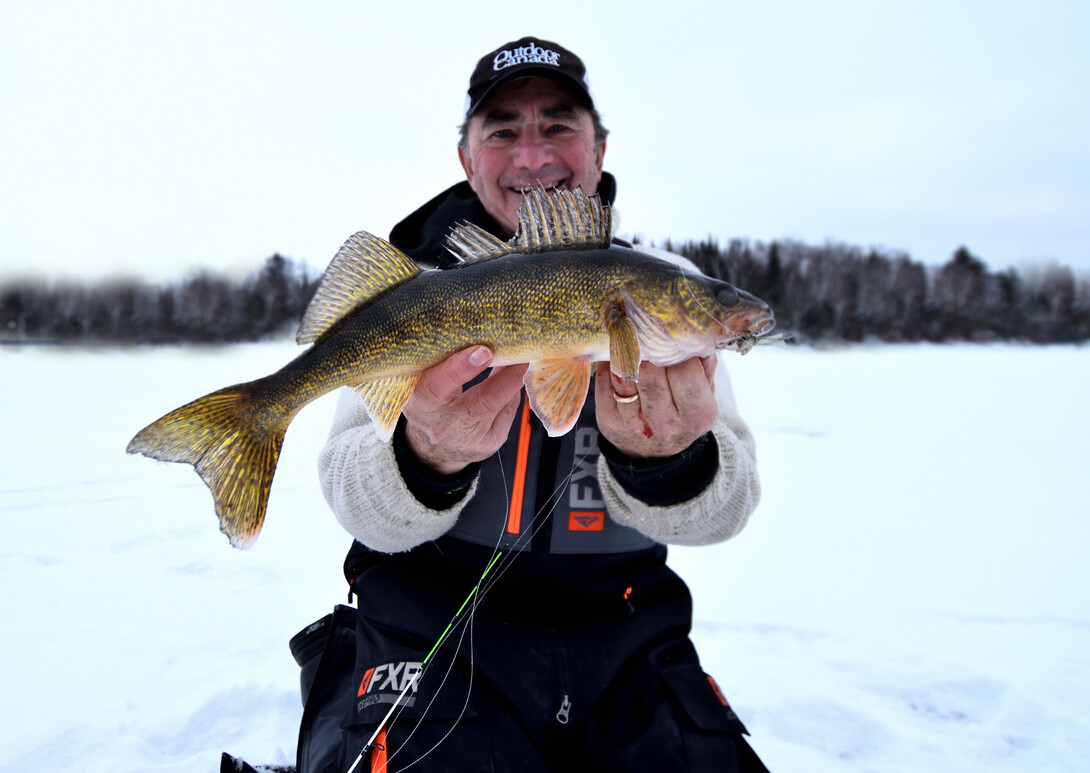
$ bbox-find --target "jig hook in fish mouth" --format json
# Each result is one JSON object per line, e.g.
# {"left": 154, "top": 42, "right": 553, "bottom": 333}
{"left": 720, "top": 331, "right": 787, "bottom": 355}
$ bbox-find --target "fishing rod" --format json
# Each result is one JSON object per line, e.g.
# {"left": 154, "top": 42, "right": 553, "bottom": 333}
{"left": 346, "top": 468, "right": 569, "bottom": 772}
{"left": 348, "top": 416, "right": 599, "bottom": 772}
{"left": 346, "top": 550, "right": 503, "bottom": 773}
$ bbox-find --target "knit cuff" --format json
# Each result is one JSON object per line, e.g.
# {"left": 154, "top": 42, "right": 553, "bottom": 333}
{"left": 392, "top": 418, "right": 479, "bottom": 510}
{"left": 598, "top": 432, "right": 719, "bottom": 506}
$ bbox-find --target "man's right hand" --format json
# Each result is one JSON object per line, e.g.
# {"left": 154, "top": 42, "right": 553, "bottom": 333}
{"left": 402, "top": 346, "right": 527, "bottom": 475}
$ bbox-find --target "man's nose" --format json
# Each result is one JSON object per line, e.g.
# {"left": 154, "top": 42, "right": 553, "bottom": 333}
{"left": 512, "top": 131, "right": 553, "bottom": 170}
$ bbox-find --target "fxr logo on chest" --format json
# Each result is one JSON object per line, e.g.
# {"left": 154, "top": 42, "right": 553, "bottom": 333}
{"left": 357, "top": 660, "right": 423, "bottom": 697}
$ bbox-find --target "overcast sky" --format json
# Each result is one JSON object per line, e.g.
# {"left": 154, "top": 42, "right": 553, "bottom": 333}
{"left": 2, "top": 0, "right": 1088, "bottom": 282}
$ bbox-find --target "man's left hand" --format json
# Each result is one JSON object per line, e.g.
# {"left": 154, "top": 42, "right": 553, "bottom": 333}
{"left": 594, "top": 356, "right": 718, "bottom": 459}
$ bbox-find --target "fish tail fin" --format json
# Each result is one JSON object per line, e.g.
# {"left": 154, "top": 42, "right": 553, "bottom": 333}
{"left": 126, "top": 381, "right": 288, "bottom": 549}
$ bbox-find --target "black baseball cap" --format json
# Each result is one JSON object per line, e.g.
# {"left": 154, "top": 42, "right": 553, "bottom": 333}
{"left": 464, "top": 37, "right": 596, "bottom": 118}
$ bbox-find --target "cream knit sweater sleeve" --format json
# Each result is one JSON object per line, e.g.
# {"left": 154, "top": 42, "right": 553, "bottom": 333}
{"left": 319, "top": 367, "right": 760, "bottom": 553}
{"left": 317, "top": 388, "right": 476, "bottom": 553}
{"left": 597, "top": 362, "right": 761, "bottom": 547}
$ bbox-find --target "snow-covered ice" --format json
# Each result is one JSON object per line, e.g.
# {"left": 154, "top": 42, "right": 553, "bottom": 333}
{"left": 1, "top": 342, "right": 1087, "bottom": 772}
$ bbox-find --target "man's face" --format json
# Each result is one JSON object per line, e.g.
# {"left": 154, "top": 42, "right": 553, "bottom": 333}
{"left": 458, "top": 77, "right": 606, "bottom": 236}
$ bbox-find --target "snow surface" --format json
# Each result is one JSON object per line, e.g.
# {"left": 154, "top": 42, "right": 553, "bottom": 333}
{"left": 1, "top": 342, "right": 1088, "bottom": 772}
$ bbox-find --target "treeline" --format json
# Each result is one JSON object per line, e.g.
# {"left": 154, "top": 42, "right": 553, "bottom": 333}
{"left": 1, "top": 254, "right": 318, "bottom": 344}
{"left": 2, "top": 241, "right": 1088, "bottom": 345}
{"left": 663, "top": 238, "right": 1090, "bottom": 344}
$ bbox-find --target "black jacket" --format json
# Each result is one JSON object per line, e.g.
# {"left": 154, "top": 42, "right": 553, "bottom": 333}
{"left": 343, "top": 174, "right": 720, "bottom": 614}
{"left": 288, "top": 179, "right": 763, "bottom": 773}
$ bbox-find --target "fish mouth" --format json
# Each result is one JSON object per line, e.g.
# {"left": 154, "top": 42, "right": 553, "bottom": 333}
{"left": 724, "top": 308, "right": 776, "bottom": 342}
{"left": 715, "top": 310, "right": 779, "bottom": 354}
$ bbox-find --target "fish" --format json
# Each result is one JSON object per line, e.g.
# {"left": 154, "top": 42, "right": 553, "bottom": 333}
{"left": 127, "top": 185, "right": 775, "bottom": 549}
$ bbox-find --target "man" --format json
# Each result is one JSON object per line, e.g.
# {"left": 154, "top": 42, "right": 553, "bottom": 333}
{"left": 297, "top": 37, "right": 768, "bottom": 772}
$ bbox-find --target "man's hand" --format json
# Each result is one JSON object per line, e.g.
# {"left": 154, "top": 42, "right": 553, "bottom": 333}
{"left": 403, "top": 346, "right": 528, "bottom": 475}
{"left": 594, "top": 356, "right": 719, "bottom": 459}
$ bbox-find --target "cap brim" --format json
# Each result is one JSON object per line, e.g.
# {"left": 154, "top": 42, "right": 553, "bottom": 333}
{"left": 465, "top": 67, "right": 594, "bottom": 118}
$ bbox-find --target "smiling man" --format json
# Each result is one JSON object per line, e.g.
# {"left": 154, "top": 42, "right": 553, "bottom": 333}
{"left": 290, "top": 37, "right": 770, "bottom": 773}
{"left": 458, "top": 76, "right": 606, "bottom": 237}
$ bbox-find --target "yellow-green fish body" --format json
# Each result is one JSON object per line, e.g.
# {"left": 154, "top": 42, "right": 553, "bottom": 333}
{"left": 128, "top": 186, "right": 774, "bottom": 549}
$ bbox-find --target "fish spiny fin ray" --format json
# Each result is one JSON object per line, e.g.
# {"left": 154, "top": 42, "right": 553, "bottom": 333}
{"left": 444, "top": 222, "right": 514, "bottom": 264}
{"left": 524, "top": 357, "right": 594, "bottom": 437}
{"left": 514, "top": 185, "right": 612, "bottom": 253}
{"left": 297, "top": 231, "right": 423, "bottom": 344}
{"left": 444, "top": 184, "right": 612, "bottom": 263}
{"left": 352, "top": 373, "right": 422, "bottom": 443}
{"left": 126, "top": 382, "right": 291, "bottom": 549}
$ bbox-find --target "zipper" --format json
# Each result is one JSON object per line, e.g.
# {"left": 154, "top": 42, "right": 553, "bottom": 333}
{"left": 555, "top": 693, "right": 572, "bottom": 725}
{"left": 552, "top": 631, "right": 573, "bottom": 726}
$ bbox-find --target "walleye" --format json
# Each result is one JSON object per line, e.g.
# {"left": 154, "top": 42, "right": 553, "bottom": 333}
{"left": 127, "top": 186, "right": 775, "bottom": 549}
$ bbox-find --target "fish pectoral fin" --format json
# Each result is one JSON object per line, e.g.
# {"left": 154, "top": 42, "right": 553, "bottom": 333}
{"left": 606, "top": 312, "right": 641, "bottom": 381}
{"left": 353, "top": 373, "right": 422, "bottom": 442}
{"left": 524, "top": 358, "right": 593, "bottom": 437}
{"left": 612, "top": 284, "right": 684, "bottom": 367}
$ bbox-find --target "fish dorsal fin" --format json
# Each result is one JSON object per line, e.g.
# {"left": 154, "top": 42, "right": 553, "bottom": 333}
{"left": 517, "top": 185, "right": 613, "bottom": 253}
{"left": 444, "top": 221, "right": 513, "bottom": 264}
{"left": 443, "top": 184, "right": 612, "bottom": 264}
{"left": 297, "top": 231, "right": 422, "bottom": 345}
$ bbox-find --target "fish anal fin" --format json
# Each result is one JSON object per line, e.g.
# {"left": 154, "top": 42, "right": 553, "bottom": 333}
{"left": 353, "top": 373, "right": 422, "bottom": 442}
{"left": 524, "top": 358, "right": 593, "bottom": 437}
{"left": 298, "top": 232, "right": 423, "bottom": 345}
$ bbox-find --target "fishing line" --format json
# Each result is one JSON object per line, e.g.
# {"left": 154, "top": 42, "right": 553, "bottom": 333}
{"left": 356, "top": 431, "right": 593, "bottom": 772}
{"left": 383, "top": 583, "right": 481, "bottom": 773}
{"left": 349, "top": 424, "right": 521, "bottom": 772}
{"left": 387, "top": 449, "right": 569, "bottom": 767}
{"left": 379, "top": 448, "right": 521, "bottom": 772}
{"left": 680, "top": 273, "right": 742, "bottom": 339}
{"left": 346, "top": 550, "right": 503, "bottom": 773}
{"left": 679, "top": 273, "right": 786, "bottom": 356}
{"left": 386, "top": 581, "right": 481, "bottom": 773}
{"left": 359, "top": 558, "right": 487, "bottom": 773}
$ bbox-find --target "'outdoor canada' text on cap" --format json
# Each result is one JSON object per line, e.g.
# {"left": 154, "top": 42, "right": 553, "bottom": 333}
{"left": 464, "top": 37, "right": 596, "bottom": 118}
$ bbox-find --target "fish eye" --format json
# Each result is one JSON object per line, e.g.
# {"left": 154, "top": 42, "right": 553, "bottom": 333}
{"left": 715, "top": 284, "right": 739, "bottom": 306}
